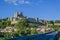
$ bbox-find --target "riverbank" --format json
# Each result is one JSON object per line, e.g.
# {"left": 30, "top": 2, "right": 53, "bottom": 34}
{"left": 5, "top": 31, "right": 58, "bottom": 40}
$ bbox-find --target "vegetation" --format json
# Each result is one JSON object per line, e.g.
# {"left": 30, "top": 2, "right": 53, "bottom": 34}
{"left": 14, "top": 18, "right": 29, "bottom": 28}
{"left": 0, "top": 38, "right": 4, "bottom": 40}
{"left": 0, "top": 17, "right": 60, "bottom": 39}
{"left": 55, "top": 20, "right": 60, "bottom": 23}
{"left": 48, "top": 25, "right": 60, "bottom": 31}
{"left": 31, "top": 28, "right": 37, "bottom": 35}
{"left": 48, "top": 20, "right": 54, "bottom": 25}
{"left": 0, "top": 18, "right": 11, "bottom": 28}
{"left": 0, "top": 18, "right": 39, "bottom": 38}
{"left": 48, "top": 20, "right": 60, "bottom": 31}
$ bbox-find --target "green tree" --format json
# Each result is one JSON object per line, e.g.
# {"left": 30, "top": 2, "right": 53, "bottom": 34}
{"left": 29, "top": 23, "right": 37, "bottom": 28}
{"left": 0, "top": 22, "right": 2, "bottom": 28}
{"left": 4, "top": 32, "right": 15, "bottom": 38}
{"left": 5, "top": 21, "right": 11, "bottom": 26}
{"left": 14, "top": 18, "right": 29, "bottom": 28}
{"left": 14, "top": 18, "right": 29, "bottom": 36}
{"left": 31, "top": 28, "right": 37, "bottom": 35}
{"left": 55, "top": 20, "right": 60, "bottom": 23}
{"left": 48, "top": 21, "right": 54, "bottom": 25}
{"left": 50, "top": 21, "right": 54, "bottom": 25}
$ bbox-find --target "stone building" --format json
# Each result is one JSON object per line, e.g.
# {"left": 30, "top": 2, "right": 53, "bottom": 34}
{"left": 10, "top": 12, "right": 40, "bottom": 24}
{"left": 10, "top": 12, "right": 26, "bottom": 24}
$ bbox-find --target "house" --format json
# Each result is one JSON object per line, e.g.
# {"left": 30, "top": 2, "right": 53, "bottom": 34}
{"left": 36, "top": 26, "right": 54, "bottom": 33}
{"left": 0, "top": 27, "right": 16, "bottom": 32}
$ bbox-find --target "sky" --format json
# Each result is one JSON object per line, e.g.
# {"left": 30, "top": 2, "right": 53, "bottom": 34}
{"left": 0, "top": 0, "right": 60, "bottom": 20}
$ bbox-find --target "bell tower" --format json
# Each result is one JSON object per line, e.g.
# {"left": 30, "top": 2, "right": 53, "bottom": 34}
{"left": 19, "top": 12, "right": 24, "bottom": 18}
{"left": 14, "top": 12, "right": 19, "bottom": 18}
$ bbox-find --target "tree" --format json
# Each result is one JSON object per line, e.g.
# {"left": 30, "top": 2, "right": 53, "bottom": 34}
{"left": 0, "top": 18, "right": 11, "bottom": 28}
{"left": 14, "top": 18, "right": 30, "bottom": 36}
{"left": 29, "top": 23, "right": 37, "bottom": 28}
{"left": 31, "top": 28, "right": 37, "bottom": 35}
{"left": 14, "top": 18, "right": 29, "bottom": 28}
{"left": 4, "top": 32, "right": 15, "bottom": 38}
{"left": 41, "top": 20, "right": 48, "bottom": 26}
{"left": 55, "top": 20, "right": 60, "bottom": 23}
{"left": 50, "top": 21, "right": 54, "bottom": 25}
{"left": 5, "top": 21, "right": 11, "bottom": 26}
{"left": 0, "top": 22, "right": 2, "bottom": 28}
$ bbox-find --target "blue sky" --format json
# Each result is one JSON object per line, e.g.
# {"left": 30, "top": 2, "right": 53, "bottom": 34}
{"left": 0, "top": 0, "right": 60, "bottom": 20}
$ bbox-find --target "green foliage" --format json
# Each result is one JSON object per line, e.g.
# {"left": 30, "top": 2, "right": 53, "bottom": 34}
{"left": 18, "top": 18, "right": 28, "bottom": 23}
{"left": 48, "top": 25, "right": 60, "bottom": 31}
{"left": 29, "top": 23, "right": 37, "bottom": 28}
{"left": 0, "top": 18, "right": 49, "bottom": 38}
{"left": 0, "top": 38, "right": 4, "bottom": 40}
{"left": 14, "top": 18, "right": 38, "bottom": 36}
{"left": 0, "top": 22, "right": 2, "bottom": 28}
{"left": 14, "top": 18, "right": 29, "bottom": 28}
{"left": 48, "top": 21, "right": 54, "bottom": 25}
{"left": 0, "top": 18, "right": 11, "bottom": 28}
{"left": 55, "top": 20, "right": 60, "bottom": 23}
{"left": 5, "top": 21, "right": 11, "bottom": 26}
{"left": 31, "top": 28, "right": 37, "bottom": 35}
{"left": 14, "top": 18, "right": 29, "bottom": 36}
{"left": 16, "top": 28, "right": 30, "bottom": 36}
{"left": 4, "top": 32, "right": 15, "bottom": 38}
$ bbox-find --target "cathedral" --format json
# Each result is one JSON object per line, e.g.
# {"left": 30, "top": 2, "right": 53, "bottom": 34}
{"left": 10, "top": 12, "right": 26, "bottom": 24}
{"left": 10, "top": 12, "right": 40, "bottom": 24}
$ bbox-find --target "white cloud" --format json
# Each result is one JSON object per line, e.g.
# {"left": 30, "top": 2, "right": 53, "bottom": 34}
{"left": 4, "top": 0, "right": 46, "bottom": 6}
{"left": 4, "top": 0, "right": 30, "bottom": 5}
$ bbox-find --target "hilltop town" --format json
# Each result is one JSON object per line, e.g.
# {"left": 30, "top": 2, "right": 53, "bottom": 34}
{"left": 0, "top": 12, "right": 60, "bottom": 39}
